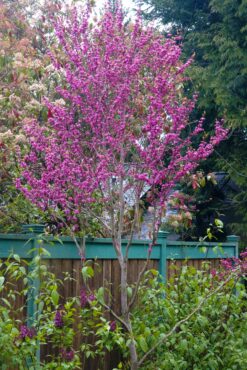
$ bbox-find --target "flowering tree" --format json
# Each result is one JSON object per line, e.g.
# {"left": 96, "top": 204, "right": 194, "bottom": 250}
{"left": 18, "top": 3, "right": 228, "bottom": 368}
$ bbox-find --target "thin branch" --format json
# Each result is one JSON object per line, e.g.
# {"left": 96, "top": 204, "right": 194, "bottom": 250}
{"left": 117, "top": 146, "right": 125, "bottom": 245}
{"left": 76, "top": 205, "right": 112, "bottom": 233}
{"left": 125, "top": 193, "right": 142, "bottom": 261}
{"left": 128, "top": 205, "right": 159, "bottom": 309}
{"left": 63, "top": 200, "right": 111, "bottom": 232}
{"left": 100, "top": 300, "right": 131, "bottom": 332}
{"left": 128, "top": 259, "right": 148, "bottom": 310}
{"left": 118, "top": 175, "right": 125, "bottom": 243}
{"left": 106, "top": 180, "right": 117, "bottom": 240}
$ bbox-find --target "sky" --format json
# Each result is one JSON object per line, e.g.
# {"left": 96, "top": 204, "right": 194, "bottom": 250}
{"left": 93, "top": 1, "right": 163, "bottom": 29}
{"left": 94, "top": 0, "right": 138, "bottom": 17}
{"left": 95, "top": 0, "right": 137, "bottom": 11}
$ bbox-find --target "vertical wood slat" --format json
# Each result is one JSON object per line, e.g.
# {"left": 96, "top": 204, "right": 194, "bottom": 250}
{"left": 167, "top": 258, "right": 222, "bottom": 280}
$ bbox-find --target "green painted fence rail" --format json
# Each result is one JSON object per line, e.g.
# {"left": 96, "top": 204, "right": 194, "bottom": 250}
{"left": 0, "top": 230, "right": 239, "bottom": 263}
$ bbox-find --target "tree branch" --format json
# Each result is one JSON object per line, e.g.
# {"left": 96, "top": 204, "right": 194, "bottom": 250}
{"left": 100, "top": 300, "right": 131, "bottom": 332}
{"left": 128, "top": 259, "right": 148, "bottom": 310}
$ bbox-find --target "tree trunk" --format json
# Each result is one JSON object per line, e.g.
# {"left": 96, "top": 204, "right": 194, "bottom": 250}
{"left": 120, "top": 259, "right": 139, "bottom": 370}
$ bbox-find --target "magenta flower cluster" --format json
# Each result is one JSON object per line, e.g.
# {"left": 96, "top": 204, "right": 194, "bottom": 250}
{"left": 221, "top": 250, "right": 247, "bottom": 274}
{"left": 61, "top": 348, "right": 75, "bottom": 362}
{"left": 54, "top": 309, "right": 64, "bottom": 328}
{"left": 80, "top": 288, "right": 96, "bottom": 308}
{"left": 19, "top": 325, "right": 36, "bottom": 340}
{"left": 211, "top": 249, "right": 247, "bottom": 279}
{"left": 17, "top": 3, "right": 228, "bottom": 225}
{"left": 109, "top": 320, "right": 117, "bottom": 332}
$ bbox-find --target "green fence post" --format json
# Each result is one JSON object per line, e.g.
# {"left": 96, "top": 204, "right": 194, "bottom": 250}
{"left": 27, "top": 238, "right": 41, "bottom": 367}
{"left": 27, "top": 238, "right": 40, "bottom": 326}
{"left": 25, "top": 226, "right": 45, "bottom": 367}
{"left": 226, "top": 235, "right": 239, "bottom": 257}
{"left": 158, "top": 231, "right": 169, "bottom": 282}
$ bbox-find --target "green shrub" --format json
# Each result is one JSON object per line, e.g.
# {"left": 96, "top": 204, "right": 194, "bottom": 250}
{"left": 0, "top": 251, "right": 246, "bottom": 370}
{"left": 132, "top": 264, "right": 247, "bottom": 370}
{"left": 0, "top": 254, "right": 123, "bottom": 369}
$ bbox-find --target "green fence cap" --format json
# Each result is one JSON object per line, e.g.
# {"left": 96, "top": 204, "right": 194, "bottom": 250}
{"left": 21, "top": 224, "right": 46, "bottom": 234}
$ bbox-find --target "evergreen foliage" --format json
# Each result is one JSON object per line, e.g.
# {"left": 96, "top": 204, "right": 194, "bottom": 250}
{"left": 138, "top": 0, "right": 247, "bottom": 243}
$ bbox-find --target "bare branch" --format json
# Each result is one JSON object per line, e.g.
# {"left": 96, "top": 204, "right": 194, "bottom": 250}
{"left": 125, "top": 197, "right": 141, "bottom": 261}
{"left": 100, "top": 300, "right": 131, "bottom": 332}
{"left": 128, "top": 259, "right": 148, "bottom": 310}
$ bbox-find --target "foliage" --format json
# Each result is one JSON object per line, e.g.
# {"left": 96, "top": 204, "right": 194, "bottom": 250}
{"left": 0, "top": 0, "right": 101, "bottom": 235}
{"left": 137, "top": 0, "right": 247, "bottom": 244}
{"left": 0, "top": 251, "right": 125, "bottom": 369}
{"left": 132, "top": 263, "right": 247, "bottom": 370}
{"left": 0, "top": 0, "right": 50, "bottom": 232}
{"left": 137, "top": 0, "right": 247, "bottom": 128}
{"left": 162, "top": 171, "right": 228, "bottom": 241}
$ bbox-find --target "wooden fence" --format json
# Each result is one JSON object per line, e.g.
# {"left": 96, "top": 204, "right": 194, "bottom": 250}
{"left": 0, "top": 227, "right": 239, "bottom": 369}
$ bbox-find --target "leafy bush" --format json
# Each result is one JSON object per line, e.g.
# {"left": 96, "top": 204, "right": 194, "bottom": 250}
{"left": 132, "top": 264, "right": 247, "bottom": 370}
{"left": 0, "top": 250, "right": 246, "bottom": 370}
{"left": 0, "top": 253, "right": 123, "bottom": 369}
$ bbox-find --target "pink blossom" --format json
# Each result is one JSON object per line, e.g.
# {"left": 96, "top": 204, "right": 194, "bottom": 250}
{"left": 109, "top": 320, "right": 117, "bottom": 332}
{"left": 240, "top": 250, "right": 247, "bottom": 259}
{"left": 210, "top": 269, "right": 217, "bottom": 277}
{"left": 17, "top": 3, "right": 228, "bottom": 230}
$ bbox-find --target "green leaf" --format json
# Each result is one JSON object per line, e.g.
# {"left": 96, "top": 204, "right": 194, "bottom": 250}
{"left": 0, "top": 276, "right": 5, "bottom": 288}
{"left": 13, "top": 254, "right": 20, "bottom": 263}
{"left": 215, "top": 219, "right": 224, "bottom": 228}
{"left": 199, "top": 177, "right": 206, "bottom": 187}
{"left": 1, "top": 298, "right": 11, "bottom": 308}
{"left": 20, "top": 266, "right": 26, "bottom": 275}
{"left": 127, "top": 287, "right": 132, "bottom": 298}
{"left": 81, "top": 266, "right": 94, "bottom": 281}
{"left": 213, "top": 246, "right": 218, "bottom": 254}
{"left": 51, "top": 289, "right": 59, "bottom": 306}
{"left": 54, "top": 236, "right": 64, "bottom": 245}
{"left": 200, "top": 246, "right": 207, "bottom": 254}
{"left": 139, "top": 336, "right": 148, "bottom": 352}
{"left": 149, "top": 269, "right": 159, "bottom": 276}
{"left": 38, "top": 301, "right": 44, "bottom": 313}
{"left": 85, "top": 350, "right": 92, "bottom": 358}
{"left": 96, "top": 287, "right": 105, "bottom": 304}
{"left": 39, "top": 248, "right": 51, "bottom": 257}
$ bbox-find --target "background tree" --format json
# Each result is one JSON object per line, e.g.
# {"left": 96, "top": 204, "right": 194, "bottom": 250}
{"left": 137, "top": 0, "right": 247, "bottom": 244}
{"left": 0, "top": 0, "right": 42, "bottom": 231}
{"left": 0, "top": 0, "right": 74, "bottom": 232}
{"left": 18, "top": 3, "right": 227, "bottom": 368}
